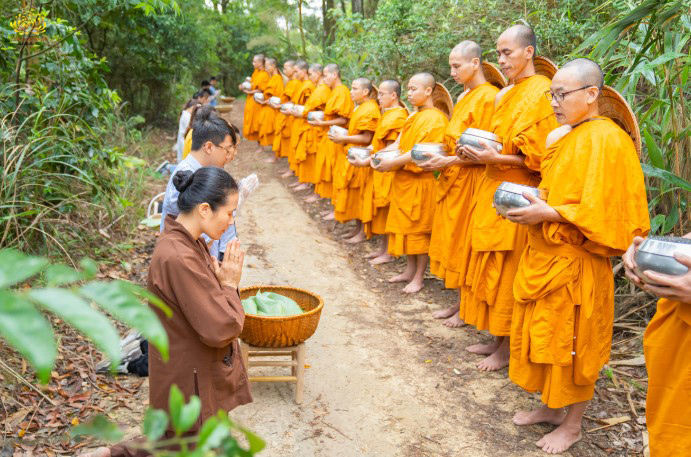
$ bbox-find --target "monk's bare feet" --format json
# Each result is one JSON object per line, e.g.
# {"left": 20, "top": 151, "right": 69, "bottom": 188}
{"left": 322, "top": 211, "right": 335, "bottom": 221}
{"left": 466, "top": 341, "right": 499, "bottom": 355}
{"left": 477, "top": 341, "right": 510, "bottom": 371}
{"left": 292, "top": 183, "right": 310, "bottom": 192}
{"left": 79, "top": 448, "right": 111, "bottom": 457}
{"left": 264, "top": 156, "right": 276, "bottom": 163}
{"left": 513, "top": 406, "right": 566, "bottom": 426}
{"left": 365, "top": 249, "right": 382, "bottom": 259}
{"left": 536, "top": 424, "right": 582, "bottom": 454}
{"left": 288, "top": 180, "right": 301, "bottom": 188}
{"left": 280, "top": 170, "right": 293, "bottom": 178}
{"left": 345, "top": 232, "right": 366, "bottom": 244}
{"left": 320, "top": 209, "right": 332, "bottom": 217}
{"left": 304, "top": 194, "right": 320, "bottom": 203}
{"left": 443, "top": 311, "right": 465, "bottom": 328}
{"left": 402, "top": 278, "right": 424, "bottom": 293}
{"left": 389, "top": 271, "right": 414, "bottom": 283}
{"left": 254, "top": 146, "right": 264, "bottom": 154}
{"left": 369, "top": 253, "right": 394, "bottom": 265}
{"left": 432, "top": 306, "right": 458, "bottom": 319}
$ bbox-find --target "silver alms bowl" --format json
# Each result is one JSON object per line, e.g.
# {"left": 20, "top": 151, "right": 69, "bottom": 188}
{"left": 493, "top": 182, "right": 547, "bottom": 217}
{"left": 293, "top": 104, "right": 305, "bottom": 116}
{"left": 458, "top": 128, "right": 503, "bottom": 152}
{"left": 269, "top": 96, "right": 281, "bottom": 106}
{"left": 634, "top": 236, "right": 691, "bottom": 284}
{"left": 253, "top": 92, "right": 265, "bottom": 102}
{"left": 371, "top": 149, "right": 401, "bottom": 167}
{"left": 411, "top": 143, "right": 447, "bottom": 164}
{"left": 347, "top": 147, "right": 371, "bottom": 162}
{"left": 329, "top": 126, "right": 348, "bottom": 137}
{"left": 240, "top": 81, "right": 251, "bottom": 90}
{"left": 307, "top": 111, "right": 325, "bottom": 122}
{"left": 280, "top": 102, "right": 294, "bottom": 113}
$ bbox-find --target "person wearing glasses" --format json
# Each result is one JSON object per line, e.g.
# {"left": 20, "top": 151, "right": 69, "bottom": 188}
{"left": 454, "top": 25, "right": 558, "bottom": 373}
{"left": 504, "top": 58, "right": 649, "bottom": 454}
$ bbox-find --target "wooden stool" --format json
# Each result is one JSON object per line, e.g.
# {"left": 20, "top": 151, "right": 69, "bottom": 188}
{"left": 239, "top": 341, "right": 306, "bottom": 404}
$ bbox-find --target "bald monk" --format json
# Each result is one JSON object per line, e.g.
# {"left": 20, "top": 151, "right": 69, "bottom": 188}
{"left": 309, "top": 64, "right": 353, "bottom": 205}
{"left": 257, "top": 58, "right": 284, "bottom": 158}
{"left": 292, "top": 64, "right": 331, "bottom": 198}
{"left": 457, "top": 25, "right": 558, "bottom": 370}
{"left": 272, "top": 60, "right": 298, "bottom": 163}
{"left": 505, "top": 58, "right": 649, "bottom": 454}
{"left": 283, "top": 60, "right": 313, "bottom": 179}
{"left": 356, "top": 80, "right": 408, "bottom": 264}
{"left": 240, "top": 54, "right": 269, "bottom": 148}
{"left": 373, "top": 73, "right": 449, "bottom": 293}
{"left": 418, "top": 41, "right": 499, "bottom": 328}
{"left": 329, "top": 78, "right": 380, "bottom": 242}
{"left": 623, "top": 234, "right": 691, "bottom": 457}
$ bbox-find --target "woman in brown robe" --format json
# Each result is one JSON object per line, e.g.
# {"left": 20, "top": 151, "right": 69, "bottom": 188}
{"left": 84, "top": 166, "right": 252, "bottom": 457}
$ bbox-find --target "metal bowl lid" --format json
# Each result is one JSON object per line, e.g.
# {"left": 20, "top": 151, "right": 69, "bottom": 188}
{"left": 411, "top": 143, "right": 448, "bottom": 153}
{"left": 639, "top": 236, "right": 691, "bottom": 257}
{"left": 330, "top": 126, "right": 348, "bottom": 134}
{"left": 496, "top": 182, "right": 547, "bottom": 199}
{"left": 376, "top": 149, "right": 400, "bottom": 158}
{"left": 349, "top": 146, "right": 370, "bottom": 154}
{"left": 462, "top": 128, "right": 501, "bottom": 143}
{"left": 270, "top": 96, "right": 281, "bottom": 102}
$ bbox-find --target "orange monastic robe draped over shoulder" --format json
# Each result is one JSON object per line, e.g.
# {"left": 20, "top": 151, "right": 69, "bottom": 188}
{"left": 386, "top": 108, "right": 449, "bottom": 256}
{"left": 459, "top": 75, "right": 558, "bottom": 336}
{"left": 644, "top": 298, "right": 691, "bottom": 457}
{"left": 509, "top": 118, "right": 649, "bottom": 408}
{"left": 295, "top": 83, "right": 332, "bottom": 184}
{"left": 362, "top": 106, "right": 408, "bottom": 237}
{"left": 272, "top": 79, "right": 300, "bottom": 158}
{"left": 258, "top": 74, "right": 285, "bottom": 147}
{"left": 315, "top": 84, "right": 353, "bottom": 199}
{"left": 334, "top": 99, "right": 381, "bottom": 223}
{"left": 288, "top": 80, "right": 314, "bottom": 172}
{"left": 429, "top": 82, "right": 498, "bottom": 288}
{"left": 243, "top": 70, "right": 269, "bottom": 141}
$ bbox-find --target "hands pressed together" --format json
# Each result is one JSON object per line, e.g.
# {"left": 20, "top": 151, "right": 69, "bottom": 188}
{"left": 213, "top": 239, "right": 244, "bottom": 290}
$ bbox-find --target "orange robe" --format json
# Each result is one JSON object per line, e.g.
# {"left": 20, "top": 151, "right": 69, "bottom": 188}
{"left": 315, "top": 84, "right": 353, "bottom": 199}
{"left": 644, "top": 298, "right": 691, "bottom": 457}
{"left": 459, "top": 75, "right": 558, "bottom": 336}
{"left": 295, "top": 83, "right": 332, "bottom": 184}
{"left": 362, "top": 107, "right": 408, "bottom": 237}
{"left": 288, "top": 80, "right": 314, "bottom": 172}
{"left": 386, "top": 108, "right": 449, "bottom": 256}
{"left": 510, "top": 118, "right": 649, "bottom": 408}
{"left": 429, "top": 82, "right": 498, "bottom": 288}
{"left": 258, "top": 74, "right": 284, "bottom": 147}
{"left": 242, "top": 69, "right": 269, "bottom": 142}
{"left": 334, "top": 99, "right": 381, "bottom": 223}
{"left": 272, "top": 79, "right": 300, "bottom": 158}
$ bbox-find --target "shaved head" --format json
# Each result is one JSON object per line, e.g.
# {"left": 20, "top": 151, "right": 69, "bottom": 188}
{"left": 451, "top": 40, "right": 482, "bottom": 60}
{"left": 354, "top": 77, "right": 374, "bottom": 94}
{"left": 309, "top": 63, "right": 324, "bottom": 74}
{"left": 324, "top": 63, "right": 341, "bottom": 77}
{"left": 285, "top": 59, "right": 295, "bottom": 66}
{"left": 266, "top": 57, "right": 278, "bottom": 67}
{"left": 294, "top": 60, "right": 308, "bottom": 71}
{"left": 410, "top": 72, "right": 436, "bottom": 89}
{"left": 254, "top": 54, "right": 265, "bottom": 63}
{"left": 502, "top": 24, "right": 537, "bottom": 52}
{"left": 560, "top": 58, "right": 604, "bottom": 90}
{"left": 381, "top": 79, "right": 401, "bottom": 98}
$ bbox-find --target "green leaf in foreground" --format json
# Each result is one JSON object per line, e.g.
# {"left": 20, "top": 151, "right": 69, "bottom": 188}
{"left": 0, "top": 249, "right": 49, "bottom": 288}
{"left": 168, "top": 385, "right": 201, "bottom": 435}
{"left": 79, "top": 280, "right": 169, "bottom": 360}
{"left": 142, "top": 408, "right": 169, "bottom": 442}
{"left": 73, "top": 415, "right": 124, "bottom": 443}
{"left": 642, "top": 163, "right": 691, "bottom": 192}
{"left": 43, "top": 264, "right": 84, "bottom": 286}
{"left": 0, "top": 291, "right": 56, "bottom": 383}
{"left": 197, "top": 416, "right": 230, "bottom": 450}
{"left": 239, "top": 426, "right": 266, "bottom": 453}
{"left": 28, "top": 288, "right": 121, "bottom": 366}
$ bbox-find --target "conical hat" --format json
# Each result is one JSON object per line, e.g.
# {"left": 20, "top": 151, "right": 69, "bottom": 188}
{"left": 279, "top": 70, "right": 288, "bottom": 85}
{"left": 481, "top": 61, "right": 507, "bottom": 89}
{"left": 398, "top": 100, "right": 411, "bottom": 115}
{"left": 599, "top": 85, "right": 641, "bottom": 156}
{"left": 433, "top": 82, "right": 454, "bottom": 119}
{"left": 534, "top": 56, "right": 558, "bottom": 79}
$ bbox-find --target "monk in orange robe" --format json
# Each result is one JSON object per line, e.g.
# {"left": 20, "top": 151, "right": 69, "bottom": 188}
{"left": 309, "top": 64, "right": 353, "bottom": 205}
{"left": 373, "top": 73, "right": 449, "bottom": 293}
{"left": 292, "top": 64, "right": 331, "bottom": 199}
{"left": 418, "top": 41, "right": 498, "bottom": 328}
{"left": 241, "top": 54, "right": 269, "bottom": 147}
{"left": 272, "top": 60, "right": 297, "bottom": 162}
{"left": 257, "top": 58, "right": 285, "bottom": 156}
{"left": 284, "top": 60, "right": 313, "bottom": 179}
{"left": 356, "top": 80, "right": 407, "bottom": 265}
{"left": 505, "top": 58, "right": 649, "bottom": 454}
{"left": 623, "top": 235, "right": 691, "bottom": 457}
{"left": 457, "top": 25, "right": 558, "bottom": 371}
{"left": 329, "top": 78, "right": 380, "bottom": 242}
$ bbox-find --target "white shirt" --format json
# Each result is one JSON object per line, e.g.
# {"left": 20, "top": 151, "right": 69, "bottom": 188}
{"left": 176, "top": 110, "right": 191, "bottom": 162}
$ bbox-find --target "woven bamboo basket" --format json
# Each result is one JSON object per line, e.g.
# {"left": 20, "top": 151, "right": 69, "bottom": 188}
{"left": 481, "top": 61, "right": 508, "bottom": 89}
{"left": 220, "top": 96, "right": 235, "bottom": 103}
{"left": 432, "top": 82, "right": 454, "bottom": 119}
{"left": 534, "top": 56, "right": 558, "bottom": 79}
{"left": 599, "top": 85, "right": 641, "bottom": 156}
{"left": 239, "top": 285, "right": 324, "bottom": 348}
{"left": 216, "top": 104, "right": 233, "bottom": 113}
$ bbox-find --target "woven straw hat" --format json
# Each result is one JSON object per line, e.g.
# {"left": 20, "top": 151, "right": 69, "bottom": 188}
{"left": 599, "top": 85, "right": 641, "bottom": 155}
{"left": 481, "top": 61, "right": 508, "bottom": 89}
{"left": 432, "top": 82, "right": 454, "bottom": 119}
{"left": 534, "top": 56, "right": 558, "bottom": 79}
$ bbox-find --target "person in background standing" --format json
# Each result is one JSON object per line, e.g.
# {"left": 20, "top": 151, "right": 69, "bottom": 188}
{"left": 208, "top": 76, "right": 219, "bottom": 107}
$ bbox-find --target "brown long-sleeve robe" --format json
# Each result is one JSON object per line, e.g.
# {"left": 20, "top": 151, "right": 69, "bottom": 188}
{"left": 110, "top": 215, "right": 252, "bottom": 457}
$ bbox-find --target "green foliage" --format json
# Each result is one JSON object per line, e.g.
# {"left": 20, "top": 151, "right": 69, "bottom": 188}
{"left": 0, "top": 249, "right": 169, "bottom": 383}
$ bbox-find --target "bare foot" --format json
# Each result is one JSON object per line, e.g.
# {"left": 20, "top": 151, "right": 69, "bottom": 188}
{"left": 432, "top": 306, "right": 458, "bottom": 319}
{"left": 389, "top": 271, "right": 414, "bottom": 283}
{"left": 79, "top": 448, "right": 111, "bottom": 457}
{"left": 288, "top": 180, "right": 301, "bottom": 188}
{"left": 320, "top": 209, "right": 333, "bottom": 217}
{"left": 513, "top": 406, "right": 566, "bottom": 426}
{"left": 466, "top": 341, "right": 500, "bottom": 355}
{"left": 254, "top": 147, "right": 264, "bottom": 154}
{"left": 292, "top": 183, "right": 310, "bottom": 192}
{"left": 536, "top": 424, "right": 582, "bottom": 454}
{"left": 369, "top": 253, "right": 394, "bottom": 265}
{"left": 304, "top": 194, "right": 320, "bottom": 203}
{"left": 280, "top": 171, "right": 294, "bottom": 178}
{"left": 477, "top": 345, "right": 510, "bottom": 371}
{"left": 264, "top": 157, "right": 277, "bottom": 163}
{"left": 322, "top": 212, "right": 335, "bottom": 221}
{"left": 346, "top": 231, "right": 366, "bottom": 244}
{"left": 366, "top": 249, "right": 383, "bottom": 259}
{"left": 443, "top": 312, "right": 466, "bottom": 328}
{"left": 402, "top": 278, "right": 424, "bottom": 294}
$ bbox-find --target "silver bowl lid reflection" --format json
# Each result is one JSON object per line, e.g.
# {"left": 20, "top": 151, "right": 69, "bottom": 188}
{"left": 462, "top": 128, "right": 502, "bottom": 143}
{"left": 638, "top": 236, "right": 691, "bottom": 257}
{"left": 496, "top": 182, "right": 548, "bottom": 199}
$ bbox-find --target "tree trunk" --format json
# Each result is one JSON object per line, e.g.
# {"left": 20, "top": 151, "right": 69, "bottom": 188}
{"left": 298, "top": 0, "right": 307, "bottom": 57}
{"left": 323, "top": 0, "right": 335, "bottom": 48}
{"left": 365, "top": 0, "right": 379, "bottom": 18}
{"left": 351, "top": 0, "right": 364, "bottom": 15}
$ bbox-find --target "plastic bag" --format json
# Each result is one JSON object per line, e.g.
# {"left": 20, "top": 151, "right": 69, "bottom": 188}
{"left": 244, "top": 291, "right": 304, "bottom": 316}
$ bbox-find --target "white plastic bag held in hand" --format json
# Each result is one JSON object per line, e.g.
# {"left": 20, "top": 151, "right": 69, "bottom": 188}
{"left": 236, "top": 173, "right": 259, "bottom": 215}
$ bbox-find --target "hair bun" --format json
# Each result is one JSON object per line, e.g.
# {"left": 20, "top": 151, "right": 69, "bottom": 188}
{"left": 173, "top": 170, "right": 194, "bottom": 193}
